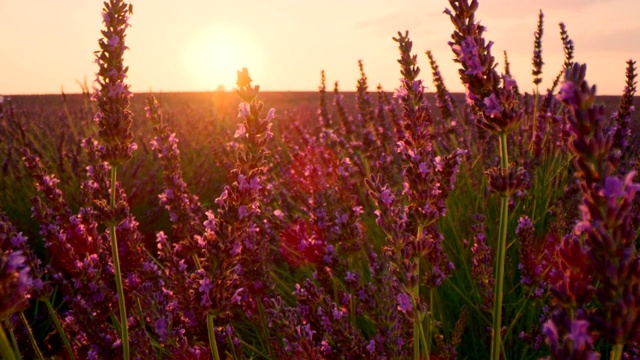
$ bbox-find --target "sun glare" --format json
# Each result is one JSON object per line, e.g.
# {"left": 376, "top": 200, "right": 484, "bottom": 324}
{"left": 185, "top": 25, "right": 263, "bottom": 92}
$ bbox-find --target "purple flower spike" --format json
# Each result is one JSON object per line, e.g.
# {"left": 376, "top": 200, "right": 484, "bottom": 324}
{"left": 549, "top": 62, "right": 640, "bottom": 348}
{"left": 0, "top": 251, "right": 33, "bottom": 318}
{"left": 93, "top": 0, "right": 135, "bottom": 165}
{"left": 447, "top": 0, "right": 523, "bottom": 134}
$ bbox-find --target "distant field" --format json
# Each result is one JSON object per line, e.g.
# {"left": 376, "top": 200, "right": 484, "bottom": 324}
{"left": 9, "top": 91, "right": 636, "bottom": 115}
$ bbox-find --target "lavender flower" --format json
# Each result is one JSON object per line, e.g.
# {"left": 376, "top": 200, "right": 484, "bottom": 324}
{"left": 516, "top": 216, "right": 558, "bottom": 299}
{"left": 0, "top": 251, "right": 32, "bottom": 318}
{"left": 446, "top": 3, "right": 529, "bottom": 358}
{"left": 484, "top": 162, "right": 529, "bottom": 195}
{"left": 446, "top": 0, "right": 523, "bottom": 134}
{"left": 147, "top": 96, "right": 206, "bottom": 258}
{"left": 397, "top": 292, "right": 413, "bottom": 314}
{"left": 0, "top": 213, "right": 50, "bottom": 303}
{"left": 92, "top": 0, "right": 135, "bottom": 165}
{"left": 468, "top": 214, "right": 493, "bottom": 312}
{"left": 559, "top": 23, "right": 575, "bottom": 70}
{"left": 356, "top": 59, "right": 375, "bottom": 138}
{"left": 549, "top": 63, "right": 640, "bottom": 356}
{"left": 92, "top": 2, "right": 136, "bottom": 357}
{"left": 373, "top": 84, "right": 398, "bottom": 164}
{"left": 543, "top": 314, "right": 599, "bottom": 360}
{"left": 427, "top": 50, "right": 457, "bottom": 122}
{"left": 611, "top": 60, "right": 637, "bottom": 162}
{"left": 532, "top": 10, "right": 544, "bottom": 87}
{"left": 318, "top": 70, "right": 332, "bottom": 129}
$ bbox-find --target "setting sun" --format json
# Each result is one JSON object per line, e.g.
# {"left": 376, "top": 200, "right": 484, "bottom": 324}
{"left": 184, "top": 24, "right": 263, "bottom": 91}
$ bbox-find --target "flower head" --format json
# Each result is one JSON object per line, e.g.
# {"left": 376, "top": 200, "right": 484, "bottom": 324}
{"left": 0, "top": 251, "right": 33, "bottom": 317}
{"left": 93, "top": 0, "right": 135, "bottom": 165}
{"left": 397, "top": 292, "right": 413, "bottom": 314}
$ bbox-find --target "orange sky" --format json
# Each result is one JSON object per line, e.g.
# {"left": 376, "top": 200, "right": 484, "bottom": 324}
{"left": 1, "top": 0, "right": 639, "bottom": 95}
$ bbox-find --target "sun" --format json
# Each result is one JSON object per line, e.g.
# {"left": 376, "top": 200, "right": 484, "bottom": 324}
{"left": 185, "top": 25, "right": 263, "bottom": 91}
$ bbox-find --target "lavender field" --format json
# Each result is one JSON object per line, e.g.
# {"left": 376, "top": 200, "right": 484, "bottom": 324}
{"left": 1, "top": 0, "right": 640, "bottom": 359}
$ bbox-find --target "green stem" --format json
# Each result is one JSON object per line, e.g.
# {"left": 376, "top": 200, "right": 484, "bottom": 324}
{"left": 109, "top": 166, "right": 129, "bottom": 360}
{"left": 420, "top": 314, "right": 430, "bottom": 360}
{"left": 207, "top": 314, "right": 220, "bottom": 360}
{"left": 136, "top": 298, "right": 145, "bottom": 329}
{"left": 498, "top": 132, "right": 509, "bottom": 188}
{"left": 257, "top": 300, "right": 274, "bottom": 360}
{"left": 2, "top": 319, "right": 20, "bottom": 360}
{"left": 413, "top": 258, "right": 421, "bottom": 359}
{"left": 490, "top": 133, "right": 509, "bottom": 360}
{"left": 413, "top": 314, "right": 420, "bottom": 360}
{"left": 192, "top": 254, "right": 202, "bottom": 270}
{"left": 411, "top": 295, "right": 429, "bottom": 360}
{"left": 611, "top": 344, "right": 624, "bottom": 360}
{"left": 19, "top": 312, "right": 44, "bottom": 360}
{"left": 0, "top": 321, "right": 17, "bottom": 360}
{"left": 413, "top": 226, "right": 427, "bottom": 360}
{"left": 444, "top": 281, "right": 491, "bottom": 325}
{"left": 412, "top": 275, "right": 420, "bottom": 359}
{"left": 239, "top": 339, "right": 269, "bottom": 358}
{"left": 44, "top": 299, "right": 75, "bottom": 360}
{"left": 227, "top": 331, "right": 239, "bottom": 360}
{"left": 424, "top": 286, "right": 432, "bottom": 360}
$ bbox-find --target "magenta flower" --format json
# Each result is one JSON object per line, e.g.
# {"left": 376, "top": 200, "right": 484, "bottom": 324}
{"left": 566, "top": 320, "right": 592, "bottom": 352}
{"left": 483, "top": 94, "right": 503, "bottom": 118}
{"left": 397, "top": 292, "right": 412, "bottom": 314}
{"left": 556, "top": 81, "right": 578, "bottom": 107}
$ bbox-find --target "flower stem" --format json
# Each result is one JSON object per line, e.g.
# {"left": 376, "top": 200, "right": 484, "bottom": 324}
{"left": 257, "top": 300, "right": 274, "bottom": 360}
{"left": 0, "top": 322, "right": 17, "bottom": 360}
{"left": 491, "top": 132, "right": 509, "bottom": 360}
{"left": 2, "top": 319, "right": 20, "bottom": 360}
{"left": 207, "top": 314, "right": 220, "bottom": 360}
{"left": 411, "top": 275, "right": 429, "bottom": 359}
{"left": 420, "top": 314, "right": 430, "bottom": 360}
{"left": 413, "top": 314, "right": 420, "bottom": 360}
{"left": 19, "top": 312, "right": 44, "bottom": 360}
{"left": 611, "top": 344, "right": 624, "bottom": 360}
{"left": 43, "top": 299, "right": 75, "bottom": 360}
{"left": 109, "top": 166, "right": 129, "bottom": 360}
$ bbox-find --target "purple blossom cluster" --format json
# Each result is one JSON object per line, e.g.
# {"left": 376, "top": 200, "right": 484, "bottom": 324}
{"left": 466, "top": 214, "right": 493, "bottom": 312}
{"left": 611, "top": 60, "right": 637, "bottom": 171}
{"left": 446, "top": 1, "right": 523, "bottom": 135}
{"left": 0, "top": 235, "right": 32, "bottom": 319}
{"left": 92, "top": 0, "right": 135, "bottom": 165}
{"left": 545, "top": 63, "right": 640, "bottom": 358}
{"left": 516, "top": 216, "right": 559, "bottom": 299}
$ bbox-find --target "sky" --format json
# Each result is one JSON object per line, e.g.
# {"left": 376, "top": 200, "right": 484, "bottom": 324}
{"left": 1, "top": 0, "right": 639, "bottom": 95}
